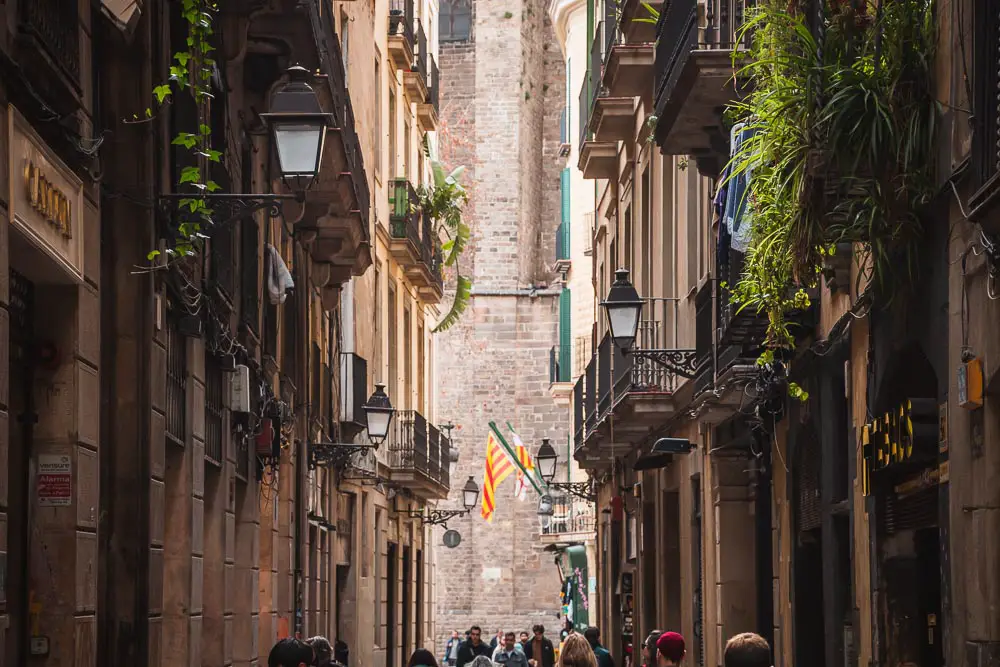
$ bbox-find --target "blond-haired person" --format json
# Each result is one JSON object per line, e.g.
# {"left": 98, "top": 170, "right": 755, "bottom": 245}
{"left": 559, "top": 633, "right": 598, "bottom": 667}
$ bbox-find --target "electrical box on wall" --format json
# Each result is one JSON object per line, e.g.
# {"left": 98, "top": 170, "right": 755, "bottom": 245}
{"left": 230, "top": 364, "right": 251, "bottom": 413}
{"left": 958, "top": 357, "right": 984, "bottom": 409}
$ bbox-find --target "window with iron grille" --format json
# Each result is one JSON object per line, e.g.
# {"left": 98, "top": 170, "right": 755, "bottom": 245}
{"left": 440, "top": 0, "right": 472, "bottom": 41}
{"left": 165, "top": 313, "right": 187, "bottom": 446}
{"left": 205, "top": 354, "right": 224, "bottom": 467}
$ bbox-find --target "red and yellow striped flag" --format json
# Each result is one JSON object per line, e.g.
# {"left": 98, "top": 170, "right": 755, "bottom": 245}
{"left": 481, "top": 429, "right": 515, "bottom": 522}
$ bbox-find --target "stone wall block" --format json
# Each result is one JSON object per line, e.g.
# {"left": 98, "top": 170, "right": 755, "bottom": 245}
{"left": 192, "top": 439, "right": 205, "bottom": 499}
{"left": 190, "top": 336, "right": 205, "bottom": 384}
{"left": 190, "top": 614, "right": 203, "bottom": 667}
{"left": 151, "top": 342, "right": 166, "bottom": 414}
{"left": 83, "top": 200, "right": 100, "bottom": 288}
{"left": 192, "top": 495, "right": 204, "bottom": 556}
{"left": 225, "top": 614, "right": 234, "bottom": 663}
{"left": 76, "top": 445, "right": 98, "bottom": 529}
{"left": 192, "top": 381, "right": 206, "bottom": 443}
{"left": 148, "top": 616, "right": 162, "bottom": 667}
{"left": 225, "top": 562, "right": 235, "bottom": 615}
{"left": 191, "top": 555, "right": 204, "bottom": 614}
{"left": 150, "top": 409, "right": 166, "bottom": 481}
{"left": 226, "top": 511, "right": 236, "bottom": 563}
{"left": 75, "top": 530, "right": 98, "bottom": 612}
{"left": 73, "top": 614, "right": 97, "bottom": 666}
{"left": 76, "top": 284, "right": 99, "bottom": 366}
{"left": 150, "top": 478, "right": 165, "bottom": 546}
{"left": 149, "top": 546, "right": 164, "bottom": 615}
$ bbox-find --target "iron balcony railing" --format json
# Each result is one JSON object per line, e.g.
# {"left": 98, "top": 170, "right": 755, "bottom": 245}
{"left": 585, "top": 356, "right": 597, "bottom": 433}
{"left": 543, "top": 494, "right": 597, "bottom": 535}
{"left": 573, "top": 377, "right": 585, "bottom": 451}
{"left": 388, "top": 0, "right": 415, "bottom": 47}
{"left": 317, "top": 4, "right": 371, "bottom": 223}
{"left": 20, "top": 0, "right": 81, "bottom": 83}
{"left": 389, "top": 178, "right": 422, "bottom": 247}
{"left": 415, "top": 19, "right": 428, "bottom": 78}
{"left": 653, "top": 0, "right": 747, "bottom": 111}
{"left": 387, "top": 410, "right": 451, "bottom": 489}
{"left": 422, "top": 211, "right": 445, "bottom": 292}
{"left": 694, "top": 282, "right": 716, "bottom": 396}
{"left": 612, "top": 297, "right": 697, "bottom": 399}
{"left": 597, "top": 333, "right": 612, "bottom": 417}
{"left": 578, "top": 78, "right": 591, "bottom": 148}
{"left": 428, "top": 53, "right": 440, "bottom": 113}
{"left": 550, "top": 346, "right": 561, "bottom": 384}
{"left": 388, "top": 409, "right": 430, "bottom": 476}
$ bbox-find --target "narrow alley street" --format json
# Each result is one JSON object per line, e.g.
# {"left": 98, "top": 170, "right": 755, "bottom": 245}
{"left": 0, "top": 0, "right": 991, "bottom": 666}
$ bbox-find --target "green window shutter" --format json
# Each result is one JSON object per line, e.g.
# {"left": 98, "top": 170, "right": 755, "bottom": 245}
{"left": 559, "top": 288, "right": 572, "bottom": 382}
{"left": 559, "top": 169, "right": 571, "bottom": 261}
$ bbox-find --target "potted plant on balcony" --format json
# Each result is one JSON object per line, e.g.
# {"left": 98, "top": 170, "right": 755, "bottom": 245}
{"left": 725, "top": 0, "right": 937, "bottom": 372}
{"left": 417, "top": 141, "right": 471, "bottom": 332}
{"left": 389, "top": 9, "right": 405, "bottom": 36}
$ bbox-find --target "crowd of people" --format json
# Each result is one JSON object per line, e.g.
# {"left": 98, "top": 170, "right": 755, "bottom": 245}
{"left": 264, "top": 623, "right": 774, "bottom": 667}
{"left": 438, "top": 625, "right": 773, "bottom": 667}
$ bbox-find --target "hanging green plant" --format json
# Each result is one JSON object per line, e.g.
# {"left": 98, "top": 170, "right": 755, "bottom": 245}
{"left": 417, "top": 143, "right": 472, "bottom": 333}
{"left": 141, "top": 0, "right": 221, "bottom": 262}
{"left": 726, "top": 0, "right": 938, "bottom": 351}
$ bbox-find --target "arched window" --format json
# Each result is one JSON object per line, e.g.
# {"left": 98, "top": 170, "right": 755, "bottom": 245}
{"left": 440, "top": 0, "right": 471, "bottom": 42}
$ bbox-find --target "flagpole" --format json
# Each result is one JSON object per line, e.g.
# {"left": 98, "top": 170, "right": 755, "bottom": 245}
{"left": 489, "top": 421, "right": 544, "bottom": 496}
{"left": 506, "top": 421, "right": 549, "bottom": 490}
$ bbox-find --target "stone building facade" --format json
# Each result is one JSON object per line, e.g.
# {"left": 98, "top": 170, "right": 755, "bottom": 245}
{"left": 433, "top": 0, "right": 568, "bottom": 647}
{"left": 0, "top": 1, "right": 448, "bottom": 666}
{"left": 560, "top": 3, "right": 1000, "bottom": 667}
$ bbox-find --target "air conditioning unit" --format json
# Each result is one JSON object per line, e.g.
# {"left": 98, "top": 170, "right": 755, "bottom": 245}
{"left": 230, "top": 364, "right": 251, "bottom": 413}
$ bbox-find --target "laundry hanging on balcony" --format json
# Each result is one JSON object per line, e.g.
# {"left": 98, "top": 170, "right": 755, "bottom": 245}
{"left": 720, "top": 123, "right": 759, "bottom": 254}
{"left": 266, "top": 244, "right": 295, "bottom": 304}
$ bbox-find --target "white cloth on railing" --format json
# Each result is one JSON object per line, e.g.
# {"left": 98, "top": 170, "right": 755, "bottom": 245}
{"left": 266, "top": 244, "right": 294, "bottom": 304}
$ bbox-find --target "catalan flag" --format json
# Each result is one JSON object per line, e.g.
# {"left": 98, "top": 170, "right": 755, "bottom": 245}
{"left": 481, "top": 428, "right": 515, "bottom": 522}
{"left": 509, "top": 425, "right": 536, "bottom": 501}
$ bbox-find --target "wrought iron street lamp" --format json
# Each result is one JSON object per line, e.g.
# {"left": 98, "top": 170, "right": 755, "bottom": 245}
{"left": 158, "top": 64, "right": 330, "bottom": 228}
{"left": 601, "top": 268, "right": 644, "bottom": 351}
{"left": 599, "top": 268, "right": 699, "bottom": 379}
{"left": 535, "top": 438, "right": 596, "bottom": 503}
{"left": 362, "top": 384, "right": 395, "bottom": 446}
{"left": 260, "top": 64, "right": 334, "bottom": 193}
{"left": 310, "top": 384, "right": 394, "bottom": 470}
{"left": 401, "top": 477, "right": 481, "bottom": 527}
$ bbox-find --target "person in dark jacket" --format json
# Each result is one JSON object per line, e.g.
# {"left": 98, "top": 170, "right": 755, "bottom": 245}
{"left": 456, "top": 626, "right": 493, "bottom": 667}
{"left": 584, "top": 627, "right": 615, "bottom": 667}
{"left": 523, "top": 624, "right": 556, "bottom": 667}
{"left": 268, "top": 636, "right": 334, "bottom": 667}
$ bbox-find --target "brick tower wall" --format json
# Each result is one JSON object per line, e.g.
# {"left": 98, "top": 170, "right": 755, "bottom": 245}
{"left": 433, "top": 0, "right": 568, "bottom": 652}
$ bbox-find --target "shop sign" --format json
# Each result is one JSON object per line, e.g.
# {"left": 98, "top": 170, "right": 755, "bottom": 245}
{"left": 861, "top": 397, "right": 938, "bottom": 496}
{"left": 37, "top": 454, "right": 72, "bottom": 506}
{"left": 8, "top": 106, "right": 85, "bottom": 282}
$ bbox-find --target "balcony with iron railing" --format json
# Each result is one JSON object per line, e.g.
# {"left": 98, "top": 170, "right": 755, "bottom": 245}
{"left": 575, "top": 297, "right": 699, "bottom": 467}
{"left": 588, "top": 17, "right": 641, "bottom": 144}
{"left": 404, "top": 20, "right": 430, "bottom": 102}
{"left": 388, "top": 0, "right": 416, "bottom": 69}
{"left": 413, "top": 211, "right": 444, "bottom": 303}
{"left": 387, "top": 410, "right": 451, "bottom": 499}
{"left": 418, "top": 54, "right": 440, "bottom": 131}
{"left": 389, "top": 178, "right": 423, "bottom": 265}
{"left": 652, "top": 0, "right": 747, "bottom": 168}
{"left": 576, "top": 21, "right": 620, "bottom": 180}
{"left": 541, "top": 494, "right": 597, "bottom": 541}
{"left": 298, "top": 4, "right": 372, "bottom": 284}
{"left": 573, "top": 376, "right": 585, "bottom": 452}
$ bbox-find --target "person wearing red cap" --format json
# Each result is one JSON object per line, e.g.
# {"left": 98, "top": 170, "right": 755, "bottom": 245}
{"left": 655, "top": 632, "right": 686, "bottom": 667}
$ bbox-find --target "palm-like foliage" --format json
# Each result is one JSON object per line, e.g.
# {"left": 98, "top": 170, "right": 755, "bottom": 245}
{"left": 417, "top": 146, "right": 472, "bottom": 333}
{"left": 727, "top": 0, "right": 937, "bottom": 350}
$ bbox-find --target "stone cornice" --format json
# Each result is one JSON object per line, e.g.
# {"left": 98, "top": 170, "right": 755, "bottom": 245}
{"left": 548, "top": 0, "right": 587, "bottom": 57}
